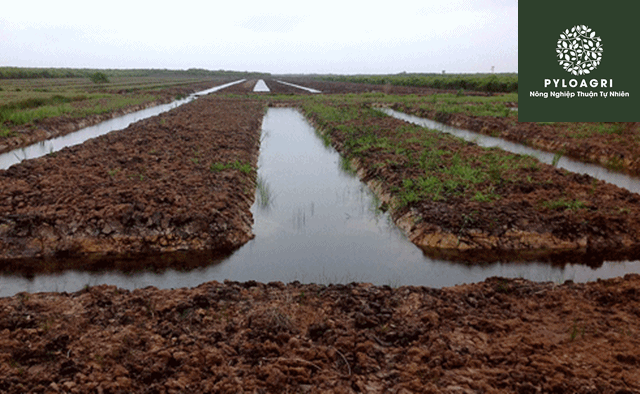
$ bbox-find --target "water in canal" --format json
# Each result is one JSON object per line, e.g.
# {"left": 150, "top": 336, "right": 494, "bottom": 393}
{"left": 253, "top": 80, "right": 270, "bottom": 92}
{"left": 0, "top": 79, "right": 246, "bottom": 170}
{"left": 380, "top": 108, "right": 640, "bottom": 194}
{"left": 2, "top": 107, "right": 639, "bottom": 296}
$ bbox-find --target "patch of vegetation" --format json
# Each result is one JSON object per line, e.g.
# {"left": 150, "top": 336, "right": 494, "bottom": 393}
{"left": 551, "top": 151, "right": 564, "bottom": 167}
{"left": 89, "top": 72, "right": 110, "bottom": 84}
{"left": 256, "top": 175, "right": 275, "bottom": 210}
{"left": 605, "top": 155, "right": 625, "bottom": 172}
{"left": 300, "top": 97, "right": 540, "bottom": 210}
{"left": 542, "top": 199, "right": 586, "bottom": 211}
{"left": 569, "top": 319, "right": 586, "bottom": 341}
{"left": 0, "top": 66, "right": 271, "bottom": 80}
{"left": 0, "top": 126, "right": 14, "bottom": 137}
{"left": 320, "top": 73, "right": 518, "bottom": 93}
{"left": 376, "top": 92, "right": 518, "bottom": 119}
{"left": 209, "top": 160, "right": 253, "bottom": 174}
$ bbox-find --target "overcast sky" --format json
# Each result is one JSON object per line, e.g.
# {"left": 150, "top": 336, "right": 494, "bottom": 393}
{"left": 0, "top": 0, "right": 517, "bottom": 75}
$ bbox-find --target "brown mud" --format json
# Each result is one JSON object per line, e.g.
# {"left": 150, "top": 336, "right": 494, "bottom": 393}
{"left": 0, "top": 96, "right": 263, "bottom": 262}
{"left": 0, "top": 81, "right": 231, "bottom": 155}
{"left": 390, "top": 103, "right": 640, "bottom": 176}
{"left": 1, "top": 276, "right": 639, "bottom": 393}
{"left": 299, "top": 101, "right": 640, "bottom": 263}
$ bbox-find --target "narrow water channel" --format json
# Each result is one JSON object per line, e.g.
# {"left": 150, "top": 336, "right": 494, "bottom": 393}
{"left": 276, "top": 80, "right": 322, "bottom": 93}
{"left": 380, "top": 108, "right": 640, "bottom": 194}
{"left": 253, "top": 80, "right": 270, "bottom": 92}
{"left": 1, "top": 108, "right": 639, "bottom": 296}
{"left": 0, "top": 79, "right": 246, "bottom": 170}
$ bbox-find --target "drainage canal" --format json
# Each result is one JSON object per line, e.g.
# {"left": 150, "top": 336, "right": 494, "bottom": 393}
{"left": 276, "top": 80, "right": 321, "bottom": 93}
{"left": 253, "top": 79, "right": 270, "bottom": 92}
{"left": 0, "top": 79, "right": 246, "bottom": 170}
{"left": 1, "top": 107, "right": 639, "bottom": 296}
{"left": 379, "top": 108, "right": 640, "bottom": 194}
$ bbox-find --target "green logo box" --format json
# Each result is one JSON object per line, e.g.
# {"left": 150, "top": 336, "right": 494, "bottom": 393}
{"left": 519, "top": 1, "right": 640, "bottom": 122}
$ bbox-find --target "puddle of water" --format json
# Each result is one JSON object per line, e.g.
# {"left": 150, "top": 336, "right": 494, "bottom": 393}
{"left": 276, "top": 80, "right": 321, "bottom": 93}
{"left": 253, "top": 79, "right": 270, "bottom": 92}
{"left": 0, "top": 79, "right": 246, "bottom": 170}
{"left": 2, "top": 107, "right": 639, "bottom": 296}
{"left": 380, "top": 108, "right": 640, "bottom": 194}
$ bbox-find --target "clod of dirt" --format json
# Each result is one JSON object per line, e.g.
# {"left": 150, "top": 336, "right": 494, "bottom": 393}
{"left": 0, "top": 276, "right": 639, "bottom": 393}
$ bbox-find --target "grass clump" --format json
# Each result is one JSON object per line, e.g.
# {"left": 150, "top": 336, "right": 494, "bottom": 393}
{"left": 542, "top": 199, "right": 586, "bottom": 211}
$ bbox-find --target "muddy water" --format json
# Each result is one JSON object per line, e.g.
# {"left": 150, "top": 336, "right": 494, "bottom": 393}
{"left": 276, "top": 80, "right": 321, "bottom": 93}
{"left": 253, "top": 79, "right": 270, "bottom": 92}
{"left": 380, "top": 108, "right": 640, "bottom": 194}
{"left": 2, "top": 108, "right": 639, "bottom": 297}
{"left": 0, "top": 79, "right": 246, "bottom": 170}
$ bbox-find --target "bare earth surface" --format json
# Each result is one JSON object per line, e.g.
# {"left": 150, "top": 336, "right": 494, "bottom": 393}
{"left": 1, "top": 275, "right": 639, "bottom": 393}
{"left": 0, "top": 96, "right": 263, "bottom": 262}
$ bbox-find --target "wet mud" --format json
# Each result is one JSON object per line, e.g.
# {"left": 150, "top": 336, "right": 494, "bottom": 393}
{"left": 0, "top": 96, "right": 263, "bottom": 262}
{"left": 0, "top": 81, "right": 229, "bottom": 155}
{"left": 1, "top": 276, "right": 639, "bottom": 393}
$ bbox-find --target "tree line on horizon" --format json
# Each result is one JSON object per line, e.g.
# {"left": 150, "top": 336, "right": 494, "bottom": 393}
{"left": 0, "top": 67, "right": 270, "bottom": 80}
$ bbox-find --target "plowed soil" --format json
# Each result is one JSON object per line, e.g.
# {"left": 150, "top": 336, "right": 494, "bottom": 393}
{"left": 0, "top": 80, "right": 232, "bottom": 154}
{"left": 389, "top": 103, "right": 640, "bottom": 176}
{"left": 0, "top": 96, "right": 263, "bottom": 262}
{"left": 1, "top": 275, "right": 639, "bottom": 393}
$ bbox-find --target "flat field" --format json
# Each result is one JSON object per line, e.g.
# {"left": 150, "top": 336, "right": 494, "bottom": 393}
{"left": 1, "top": 75, "right": 640, "bottom": 393}
{"left": 0, "top": 75, "right": 236, "bottom": 152}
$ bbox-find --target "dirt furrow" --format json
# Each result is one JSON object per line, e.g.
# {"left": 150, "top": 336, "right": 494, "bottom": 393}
{"left": 0, "top": 275, "right": 638, "bottom": 393}
{"left": 0, "top": 96, "right": 264, "bottom": 263}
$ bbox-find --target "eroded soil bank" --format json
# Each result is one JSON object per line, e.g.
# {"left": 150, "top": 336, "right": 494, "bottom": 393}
{"left": 389, "top": 103, "right": 640, "bottom": 176}
{"left": 0, "top": 96, "right": 263, "bottom": 260}
{"left": 1, "top": 276, "right": 639, "bottom": 393}
{"left": 0, "top": 81, "right": 230, "bottom": 154}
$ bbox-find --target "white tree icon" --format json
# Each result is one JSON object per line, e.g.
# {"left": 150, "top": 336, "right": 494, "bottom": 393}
{"left": 557, "top": 25, "right": 603, "bottom": 75}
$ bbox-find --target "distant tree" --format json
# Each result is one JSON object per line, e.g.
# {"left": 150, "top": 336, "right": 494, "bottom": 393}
{"left": 90, "top": 72, "right": 110, "bottom": 84}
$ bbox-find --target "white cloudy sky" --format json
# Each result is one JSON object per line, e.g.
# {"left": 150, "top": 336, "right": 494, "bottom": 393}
{"left": 0, "top": 0, "right": 517, "bottom": 74}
